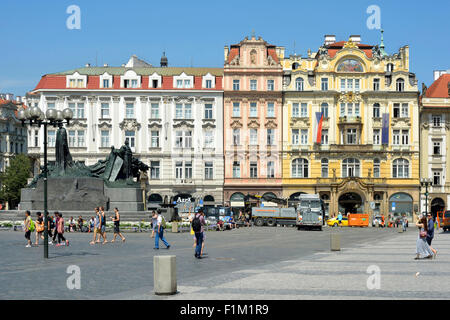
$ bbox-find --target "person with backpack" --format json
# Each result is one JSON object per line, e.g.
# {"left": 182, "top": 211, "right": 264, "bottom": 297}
{"left": 34, "top": 212, "right": 44, "bottom": 246}
{"left": 24, "top": 210, "right": 33, "bottom": 248}
{"left": 154, "top": 211, "right": 170, "bottom": 250}
{"left": 192, "top": 208, "right": 206, "bottom": 259}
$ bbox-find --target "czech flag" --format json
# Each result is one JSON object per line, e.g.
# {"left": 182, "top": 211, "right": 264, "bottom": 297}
{"left": 316, "top": 111, "right": 324, "bottom": 144}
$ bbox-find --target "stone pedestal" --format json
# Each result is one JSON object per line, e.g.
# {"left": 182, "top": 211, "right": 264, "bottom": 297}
{"left": 105, "top": 187, "right": 144, "bottom": 211}
{"left": 154, "top": 255, "right": 177, "bottom": 295}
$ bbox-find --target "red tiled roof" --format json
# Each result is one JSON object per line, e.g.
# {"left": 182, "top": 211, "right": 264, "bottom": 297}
{"left": 227, "top": 47, "right": 239, "bottom": 64}
{"left": 425, "top": 74, "right": 450, "bottom": 98}
{"left": 326, "top": 41, "right": 373, "bottom": 59}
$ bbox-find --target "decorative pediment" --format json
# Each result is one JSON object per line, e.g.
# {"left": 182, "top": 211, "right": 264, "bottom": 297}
{"left": 265, "top": 119, "right": 278, "bottom": 129}
{"left": 173, "top": 119, "right": 194, "bottom": 129}
{"left": 173, "top": 96, "right": 194, "bottom": 103}
{"left": 248, "top": 119, "right": 260, "bottom": 129}
{"left": 202, "top": 119, "right": 216, "bottom": 129}
{"left": 67, "top": 119, "right": 88, "bottom": 129}
{"left": 338, "top": 91, "right": 362, "bottom": 103}
{"left": 140, "top": 96, "right": 148, "bottom": 102}
{"left": 119, "top": 119, "right": 141, "bottom": 131}
{"left": 391, "top": 117, "right": 411, "bottom": 127}
{"left": 290, "top": 117, "right": 310, "bottom": 127}
{"left": 148, "top": 120, "right": 162, "bottom": 129}
{"left": 98, "top": 121, "right": 112, "bottom": 129}
{"left": 230, "top": 120, "right": 243, "bottom": 129}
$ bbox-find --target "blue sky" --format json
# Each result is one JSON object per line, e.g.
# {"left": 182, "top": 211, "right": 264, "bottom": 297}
{"left": 0, "top": 0, "right": 448, "bottom": 96}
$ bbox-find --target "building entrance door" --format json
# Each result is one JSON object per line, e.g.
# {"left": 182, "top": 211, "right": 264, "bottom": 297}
{"left": 338, "top": 192, "right": 364, "bottom": 214}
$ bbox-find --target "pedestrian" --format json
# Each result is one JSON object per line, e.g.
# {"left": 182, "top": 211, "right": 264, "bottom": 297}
{"left": 415, "top": 215, "right": 433, "bottom": 260}
{"left": 338, "top": 212, "right": 343, "bottom": 227}
{"left": 90, "top": 208, "right": 101, "bottom": 245}
{"left": 88, "top": 216, "right": 95, "bottom": 233}
{"left": 154, "top": 211, "right": 170, "bottom": 250}
{"left": 402, "top": 213, "right": 407, "bottom": 232}
{"left": 47, "top": 214, "right": 54, "bottom": 242}
{"left": 99, "top": 206, "right": 108, "bottom": 244}
{"left": 24, "top": 210, "right": 32, "bottom": 248}
{"left": 192, "top": 208, "right": 206, "bottom": 259}
{"left": 77, "top": 216, "right": 84, "bottom": 232}
{"left": 35, "top": 212, "right": 44, "bottom": 246}
{"left": 426, "top": 213, "right": 437, "bottom": 258}
{"left": 111, "top": 208, "right": 126, "bottom": 243}
{"left": 56, "top": 212, "right": 69, "bottom": 247}
{"left": 151, "top": 210, "right": 158, "bottom": 239}
{"left": 52, "top": 212, "right": 59, "bottom": 244}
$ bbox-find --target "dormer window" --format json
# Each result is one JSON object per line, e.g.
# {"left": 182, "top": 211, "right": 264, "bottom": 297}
{"left": 66, "top": 72, "right": 87, "bottom": 88}
{"left": 121, "top": 70, "right": 141, "bottom": 89}
{"left": 202, "top": 73, "right": 215, "bottom": 89}
{"left": 149, "top": 73, "right": 162, "bottom": 89}
{"left": 174, "top": 72, "right": 194, "bottom": 89}
{"left": 100, "top": 72, "right": 113, "bottom": 88}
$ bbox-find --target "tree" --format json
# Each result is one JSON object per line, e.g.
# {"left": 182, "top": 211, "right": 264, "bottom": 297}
{"left": 0, "top": 154, "right": 32, "bottom": 208}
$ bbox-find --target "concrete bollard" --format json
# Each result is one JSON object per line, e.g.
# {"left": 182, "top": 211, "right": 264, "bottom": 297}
{"left": 154, "top": 255, "right": 177, "bottom": 295}
{"left": 172, "top": 221, "right": 178, "bottom": 233}
{"left": 330, "top": 233, "right": 341, "bottom": 251}
{"left": 398, "top": 225, "right": 403, "bottom": 233}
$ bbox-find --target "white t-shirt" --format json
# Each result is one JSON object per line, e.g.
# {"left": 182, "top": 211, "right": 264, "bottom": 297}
{"left": 157, "top": 215, "right": 162, "bottom": 226}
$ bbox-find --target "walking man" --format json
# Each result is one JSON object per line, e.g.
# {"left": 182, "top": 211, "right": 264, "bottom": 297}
{"left": 99, "top": 206, "right": 108, "bottom": 244}
{"left": 338, "top": 212, "right": 343, "bottom": 227}
{"left": 426, "top": 213, "right": 437, "bottom": 257}
{"left": 24, "top": 210, "right": 32, "bottom": 248}
{"left": 192, "top": 208, "right": 206, "bottom": 259}
{"left": 154, "top": 211, "right": 170, "bottom": 250}
{"left": 111, "top": 207, "right": 126, "bottom": 243}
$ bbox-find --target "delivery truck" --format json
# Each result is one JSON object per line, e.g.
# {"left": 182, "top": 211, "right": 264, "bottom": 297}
{"left": 296, "top": 194, "right": 325, "bottom": 231}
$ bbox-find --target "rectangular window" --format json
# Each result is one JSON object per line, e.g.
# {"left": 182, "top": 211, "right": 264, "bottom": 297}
{"left": 347, "top": 79, "right": 353, "bottom": 91}
{"left": 184, "top": 161, "right": 192, "bottom": 179}
{"left": 267, "top": 161, "right": 275, "bottom": 178}
{"left": 250, "top": 103, "right": 257, "bottom": 117}
{"left": 69, "top": 79, "right": 76, "bottom": 88}
{"left": 125, "top": 131, "right": 135, "bottom": 148}
{"left": 300, "top": 103, "right": 307, "bottom": 117}
{"left": 175, "top": 131, "right": 183, "bottom": 148}
{"left": 401, "top": 103, "right": 409, "bottom": 118}
{"left": 233, "top": 102, "right": 240, "bottom": 117}
{"left": 321, "top": 104, "right": 329, "bottom": 118}
{"left": 393, "top": 130, "right": 400, "bottom": 145}
{"left": 321, "top": 129, "right": 329, "bottom": 145}
{"left": 47, "top": 103, "right": 55, "bottom": 109}
{"left": 433, "top": 141, "right": 441, "bottom": 155}
{"left": 354, "top": 79, "right": 360, "bottom": 92}
{"left": 267, "top": 79, "right": 274, "bottom": 91}
{"left": 301, "top": 129, "right": 308, "bottom": 145}
{"left": 150, "top": 161, "right": 160, "bottom": 179}
{"left": 393, "top": 103, "right": 400, "bottom": 118}
{"left": 250, "top": 129, "right": 258, "bottom": 145}
{"left": 205, "top": 162, "right": 213, "bottom": 180}
{"left": 292, "top": 129, "right": 299, "bottom": 145}
{"left": 292, "top": 103, "right": 299, "bottom": 118}
{"left": 340, "top": 79, "right": 346, "bottom": 92}
{"left": 373, "top": 104, "right": 380, "bottom": 118}
{"left": 373, "top": 78, "right": 380, "bottom": 91}
{"left": 433, "top": 171, "right": 441, "bottom": 186}
{"left": 184, "top": 79, "right": 190, "bottom": 88}
{"left": 68, "top": 130, "right": 76, "bottom": 147}
{"left": 151, "top": 103, "right": 159, "bottom": 119}
{"left": 175, "top": 161, "right": 183, "bottom": 179}
{"left": 373, "top": 161, "right": 380, "bottom": 178}
{"left": 204, "top": 104, "right": 213, "bottom": 119}
{"left": 101, "top": 103, "right": 110, "bottom": 118}
{"left": 204, "top": 131, "right": 214, "bottom": 148}
{"left": 373, "top": 129, "right": 381, "bottom": 145}
{"left": 177, "top": 80, "right": 183, "bottom": 88}
{"left": 205, "top": 79, "right": 212, "bottom": 89}
{"left": 321, "top": 78, "right": 328, "bottom": 91}
{"left": 250, "top": 162, "right": 258, "bottom": 178}
{"left": 347, "top": 103, "right": 353, "bottom": 116}
{"left": 34, "top": 129, "right": 39, "bottom": 147}
{"left": 233, "top": 161, "right": 240, "bottom": 178}
{"left": 267, "top": 129, "right": 275, "bottom": 145}
{"left": 175, "top": 104, "right": 183, "bottom": 119}
{"left": 103, "top": 79, "right": 110, "bottom": 88}
{"left": 126, "top": 103, "right": 134, "bottom": 118}
{"left": 401, "top": 130, "right": 409, "bottom": 145}
{"left": 250, "top": 79, "right": 257, "bottom": 91}
{"left": 267, "top": 103, "right": 275, "bottom": 117}
{"left": 184, "top": 131, "right": 192, "bottom": 148}
{"left": 101, "top": 130, "right": 110, "bottom": 148}
{"left": 233, "top": 79, "right": 240, "bottom": 91}
{"left": 233, "top": 129, "right": 240, "bottom": 145}
{"left": 321, "top": 161, "right": 328, "bottom": 178}
{"left": 151, "top": 131, "right": 160, "bottom": 148}
{"left": 77, "top": 79, "right": 84, "bottom": 88}
{"left": 347, "top": 128, "right": 357, "bottom": 144}
{"left": 184, "top": 104, "right": 192, "bottom": 119}
{"left": 131, "top": 79, "right": 138, "bottom": 88}
{"left": 77, "top": 130, "right": 85, "bottom": 147}
{"left": 48, "top": 130, "right": 56, "bottom": 147}
{"left": 340, "top": 103, "right": 345, "bottom": 116}
{"left": 433, "top": 115, "right": 442, "bottom": 127}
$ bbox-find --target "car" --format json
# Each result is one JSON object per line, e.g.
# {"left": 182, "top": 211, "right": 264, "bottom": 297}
{"left": 326, "top": 216, "right": 349, "bottom": 227}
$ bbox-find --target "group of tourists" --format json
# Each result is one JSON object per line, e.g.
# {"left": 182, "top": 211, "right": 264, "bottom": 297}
{"left": 89, "top": 206, "right": 126, "bottom": 245}
{"left": 415, "top": 213, "right": 438, "bottom": 259}
{"left": 23, "top": 210, "right": 68, "bottom": 247}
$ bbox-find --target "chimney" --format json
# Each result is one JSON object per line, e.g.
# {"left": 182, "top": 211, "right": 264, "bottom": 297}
{"left": 324, "top": 35, "right": 336, "bottom": 46}
{"left": 85, "top": 63, "right": 91, "bottom": 67}
{"left": 349, "top": 35, "right": 361, "bottom": 44}
{"left": 224, "top": 46, "right": 229, "bottom": 62}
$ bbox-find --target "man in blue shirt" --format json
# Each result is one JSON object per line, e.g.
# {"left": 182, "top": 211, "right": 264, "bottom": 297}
{"left": 426, "top": 213, "right": 437, "bottom": 257}
{"left": 338, "top": 212, "right": 343, "bottom": 227}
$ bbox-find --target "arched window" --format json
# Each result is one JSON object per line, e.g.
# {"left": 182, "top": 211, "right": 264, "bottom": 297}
{"left": 321, "top": 103, "right": 329, "bottom": 118}
{"left": 148, "top": 194, "right": 163, "bottom": 203}
{"left": 342, "top": 158, "right": 360, "bottom": 177}
{"left": 396, "top": 78, "right": 405, "bottom": 92}
{"left": 292, "top": 158, "right": 308, "bottom": 178}
{"left": 393, "top": 158, "right": 409, "bottom": 178}
{"left": 321, "top": 158, "right": 329, "bottom": 178}
{"left": 230, "top": 192, "right": 245, "bottom": 201}
{"left": 373, "top": 158, "right": 380, "bottom": 178}
{"left": 295, "top": 77, "right": 304, "bottom": 91}
{"left": 386, "top": 63, "right": 394, "bottom": 72}
{"left": 292, "top": 62, "right": 299, "bottom": 70}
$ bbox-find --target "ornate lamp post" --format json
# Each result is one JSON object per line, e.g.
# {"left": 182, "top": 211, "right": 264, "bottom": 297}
{"left": 420, "top": 178, "right": 433, "bottom": 219}
{"left": 18, "top": 106, "right": 73, "bottom": 259}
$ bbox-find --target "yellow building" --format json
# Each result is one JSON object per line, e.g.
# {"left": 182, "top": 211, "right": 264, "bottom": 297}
{"left": 281, "top": 34, "right": 420, "bottom": 221}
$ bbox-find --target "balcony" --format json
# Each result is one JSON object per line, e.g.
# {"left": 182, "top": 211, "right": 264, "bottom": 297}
{"left": 338, "top": 116, "right": 362, "bottom": 124}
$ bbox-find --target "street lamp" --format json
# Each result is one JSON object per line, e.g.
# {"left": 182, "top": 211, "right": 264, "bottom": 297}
{"left": 420, "top": 178, "right": 433, "bottom": 219}
{"left": 18, "top": 106, "right": 73, "bottom": 259}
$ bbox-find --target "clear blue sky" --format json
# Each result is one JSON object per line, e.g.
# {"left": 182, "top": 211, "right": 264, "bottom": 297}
{"left": 0, "top": 0, "right": 448, "bottom": 96}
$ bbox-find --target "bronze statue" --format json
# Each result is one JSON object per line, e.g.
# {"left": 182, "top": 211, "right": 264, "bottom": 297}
{"left": 55, "top": 126, "right": 72, "bottom": 171}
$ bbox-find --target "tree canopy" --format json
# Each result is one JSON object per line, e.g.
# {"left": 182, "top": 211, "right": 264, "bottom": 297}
{"left": 0, "top": 154, "right": 32, "bottom": 206}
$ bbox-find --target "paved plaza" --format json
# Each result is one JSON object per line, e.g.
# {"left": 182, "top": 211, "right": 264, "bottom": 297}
{"left": 0, "top": 226, "right": 448, "bottom": 300}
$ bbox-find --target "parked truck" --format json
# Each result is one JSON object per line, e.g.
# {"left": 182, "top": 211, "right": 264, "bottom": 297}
{"left": 251, "top": 207, "right": 297, "bottom": 226}
{"left": 296, "top": 194, "right": 325, "bottom": 231}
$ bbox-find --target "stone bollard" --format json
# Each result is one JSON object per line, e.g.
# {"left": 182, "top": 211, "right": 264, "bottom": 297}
{"left": 154, "top": 255, "right": 177, "bottom": 295}
{"left": 172, "top": 221, "right": 178, "bottom": 233}
{"left": 330, "top": 233, "right": 341, "bottom": 251}
{"left": 398, "top": 225, "right": 403, "bottom": 233}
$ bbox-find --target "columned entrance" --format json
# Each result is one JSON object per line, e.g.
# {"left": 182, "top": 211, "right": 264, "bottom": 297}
{"left": 338, "top": 192, "right": 364, "bottom": 214}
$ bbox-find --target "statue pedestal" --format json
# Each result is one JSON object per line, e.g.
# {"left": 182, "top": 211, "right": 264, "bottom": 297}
{"left": 105, "top": 187, "right": 144, "bottom": 211}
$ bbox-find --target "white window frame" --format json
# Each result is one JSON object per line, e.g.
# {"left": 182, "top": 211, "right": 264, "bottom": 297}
{"left": 173, "top": 72, "right": 194, "bottom": 89}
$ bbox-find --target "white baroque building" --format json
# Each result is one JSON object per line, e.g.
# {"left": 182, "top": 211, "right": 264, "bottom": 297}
{"left": 26, "top": 55, "right": 224, "bottom": 208}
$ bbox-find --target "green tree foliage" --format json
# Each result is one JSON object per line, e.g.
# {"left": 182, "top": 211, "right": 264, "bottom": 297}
{"left": 0, "top": 154, "right": 32, "bottom": 206}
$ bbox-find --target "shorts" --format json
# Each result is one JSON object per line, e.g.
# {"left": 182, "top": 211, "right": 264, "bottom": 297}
{"left": 25, "top": 231, "right": 31, "bottom": 240}
{"left": 114, "top": 225, "right": 120, "bottom": 233}
{"left": 101, "top": 225, "right": 106, "bottom": 233}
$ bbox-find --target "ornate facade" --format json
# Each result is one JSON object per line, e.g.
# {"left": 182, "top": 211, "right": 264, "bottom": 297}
{"left": 281, "top": 34, "right": 420, "bottom": 221}
{"left": 420, "top": 71, "right": 450, "bottom": 216}
{"left": 223, "top": 35, "right": 284, "bottom": 207}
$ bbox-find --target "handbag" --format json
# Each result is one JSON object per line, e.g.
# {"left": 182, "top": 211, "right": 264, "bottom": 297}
{"left": 420, "top": 230, "right": 427, "bottom": 238}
